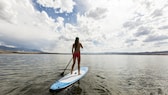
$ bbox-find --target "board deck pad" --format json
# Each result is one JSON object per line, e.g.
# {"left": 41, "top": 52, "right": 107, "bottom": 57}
{"left": 50, "top": 67, "right": 88, "bottom": 91}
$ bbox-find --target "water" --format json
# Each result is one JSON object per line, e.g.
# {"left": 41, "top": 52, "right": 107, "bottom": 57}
{"left": 1, "top": 54, "right": 168, "bottom": 95}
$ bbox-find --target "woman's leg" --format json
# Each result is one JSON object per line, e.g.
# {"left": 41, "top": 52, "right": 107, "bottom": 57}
{"left": 77, "top": 56, "right": 81, "bottom": 75}
{"left": 71, "top": 56, "right": 76, "bottom": 74}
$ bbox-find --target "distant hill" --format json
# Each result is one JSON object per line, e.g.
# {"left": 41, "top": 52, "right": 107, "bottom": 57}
{"left": 103, "top": 51, "right": 168, "bottom": 55}
{"left": 0, "top": 45, "right": 42, "bottom": 53}
{"left": 1, "top": 45, "right": 168, "bottom": 55}
{"left": 82, "top": 51, "right": 168, "bottom": 55}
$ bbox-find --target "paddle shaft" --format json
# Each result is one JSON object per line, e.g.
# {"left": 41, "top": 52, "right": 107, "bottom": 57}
{"left": 62, "top": 58, "right": 73, "bottom": 74}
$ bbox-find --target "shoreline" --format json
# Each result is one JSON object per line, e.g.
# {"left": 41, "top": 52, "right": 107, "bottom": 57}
{"left": 0, "top": 50, "right": 168, "bottom": 55}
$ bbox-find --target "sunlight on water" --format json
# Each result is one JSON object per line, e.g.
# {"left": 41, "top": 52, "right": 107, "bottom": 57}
{"left": 0, "top": 54, "right": 168, "bottom": 95}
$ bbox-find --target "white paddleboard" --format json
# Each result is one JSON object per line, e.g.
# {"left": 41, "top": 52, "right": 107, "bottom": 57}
{"left": 50, "top": 67, "right": 88, "bottom": 91}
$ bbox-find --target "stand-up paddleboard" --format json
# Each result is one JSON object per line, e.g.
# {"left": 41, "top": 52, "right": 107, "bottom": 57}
{"left": 50, "top": 67, "right": 88, "bottom": 91}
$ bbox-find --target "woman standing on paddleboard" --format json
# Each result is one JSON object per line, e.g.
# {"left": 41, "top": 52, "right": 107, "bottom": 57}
{"left": 71, "top": 37, "right": 83, "bottom": 75}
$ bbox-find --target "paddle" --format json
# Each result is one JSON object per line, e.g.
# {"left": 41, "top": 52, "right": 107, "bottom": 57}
{"left": 60, "top": 58, "right": 73, "bottom": 76}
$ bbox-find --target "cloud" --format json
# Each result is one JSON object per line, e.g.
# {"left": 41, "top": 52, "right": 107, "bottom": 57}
{"left": 73, "top": 0, "right": 90, "bottom": 14}
{"left": 125, "top": 38, "right": 138, "bottom": 47}
{"left": 134, "top": 26, "right": 151, "bottom": 37}
{"left": 158, "top": 25, "right": 168, "bottom": 30}
{"left": 123, "top": 19, "right": 143, "bottom": 30}
{"left": 86, "top": 7, "right": 108, "bottom": 20}
{"left": 144, "top": 35, "right": 168, "bottom": 42}
{"left": 154, "top": 41, "right": 168, "bottom": 48}
{"left": 151, "top": 9, "right": 163, "bottom": 17}
{"left": 0, "top": 0, "right": 17, "bottom": 23}
{"left": 125, "top": 39, "right": 138, "bottom": 43}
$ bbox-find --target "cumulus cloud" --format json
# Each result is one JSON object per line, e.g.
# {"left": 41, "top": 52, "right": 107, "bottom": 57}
{"left": 86, "top": 7, "right": 108, "bottom": 20}
{"left": 0, "top": 0, "right": 61, "bottom": 51}
{"left": 0, "top": 0, "right": 17, "bottom": 23}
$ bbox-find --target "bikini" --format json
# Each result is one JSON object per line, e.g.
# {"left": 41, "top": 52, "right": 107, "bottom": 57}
{"left": 73, "top": 52, "right": 80, "bottom": 58}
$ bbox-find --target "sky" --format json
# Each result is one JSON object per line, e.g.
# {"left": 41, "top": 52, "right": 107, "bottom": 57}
{"left": 0, "top": 0, "right": 168, "bottom": 53}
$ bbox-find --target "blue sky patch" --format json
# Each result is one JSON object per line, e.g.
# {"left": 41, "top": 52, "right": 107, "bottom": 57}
{"left": 32, "top": 0, "right": 78, "bottom": 25}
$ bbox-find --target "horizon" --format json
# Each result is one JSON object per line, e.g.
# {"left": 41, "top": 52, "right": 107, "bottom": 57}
{"left": 1, "top": 45, "right": 168, "bottom": 55}
{"left": 0, "top": 0, "right": 168, "bottom": 53}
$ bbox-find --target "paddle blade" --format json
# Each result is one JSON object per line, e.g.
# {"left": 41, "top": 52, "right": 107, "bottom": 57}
{"left": 60, "top": 72, "right": 64, "bottom": 76}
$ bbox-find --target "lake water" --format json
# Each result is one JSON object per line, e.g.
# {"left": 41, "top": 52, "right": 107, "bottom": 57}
{"left": 1, "top": 54, "right": 168, "bottom": 95}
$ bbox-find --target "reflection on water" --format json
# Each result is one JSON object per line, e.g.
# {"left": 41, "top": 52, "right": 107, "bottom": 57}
{"left": 0, "top": 54, "right": 168, "bottom": 95}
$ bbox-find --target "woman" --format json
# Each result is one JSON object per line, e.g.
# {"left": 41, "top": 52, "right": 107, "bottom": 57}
{"left": 71, "top": 37, "right": 83, "bottom": 75}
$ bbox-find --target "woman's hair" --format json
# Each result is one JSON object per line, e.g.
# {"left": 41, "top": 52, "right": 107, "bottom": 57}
{"left": 75, "top": 37, "right": 79, "bottom": 50}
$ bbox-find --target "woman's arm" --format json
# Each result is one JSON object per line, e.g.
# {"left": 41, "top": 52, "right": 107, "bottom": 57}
{"left": 72, "top": 44, "right": 74, "bottom": 54}
{"left": 80, "top": 43, "right": 83, "bottom": 48}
